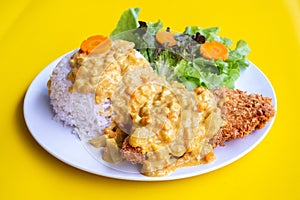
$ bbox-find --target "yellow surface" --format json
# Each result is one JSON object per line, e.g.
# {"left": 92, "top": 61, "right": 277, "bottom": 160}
{"left": 1, "top": 0, "right": 299, "bottom": 199}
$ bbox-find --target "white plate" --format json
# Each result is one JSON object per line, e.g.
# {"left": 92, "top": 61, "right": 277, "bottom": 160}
{"left": 23, "top": 53, "right": 277, "bottom": 181}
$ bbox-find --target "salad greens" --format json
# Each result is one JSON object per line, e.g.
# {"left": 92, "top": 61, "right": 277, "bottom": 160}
{"left": 110, "top": 8, "right": 141, "bottom": 37}
{"left": 110, "top": 8, "right": 250, "bottom": 90}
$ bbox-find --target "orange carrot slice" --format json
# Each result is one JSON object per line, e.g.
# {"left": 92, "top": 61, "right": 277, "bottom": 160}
{"left": 156, "top": 31, "right": 177, "bottom": 47}
{"left": 80, "top": 35, "right": 112, "bottom": 54}
{"left": 204, "top": 151, "right": 215, "bottom": 163}
{"left": 200, "top": 41, "right": 229, "bottom": 61}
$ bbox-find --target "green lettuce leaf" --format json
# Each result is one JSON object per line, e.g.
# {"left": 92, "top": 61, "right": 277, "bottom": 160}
{"left": 227, "top": 40, "right": 250, "bottom": 70}
{"left": 146, "top": 20, "right": 163, "bottom": 35}
{"left": 110, "top": 8, "right": 140, "bottom": 37}
{"left": 228, "top": 40, "right": 250, "bottom": 60}
{"left": 152, "top": 50, "right": 180, "bottom": 81}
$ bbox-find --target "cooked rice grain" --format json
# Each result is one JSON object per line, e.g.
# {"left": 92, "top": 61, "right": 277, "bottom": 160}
{"left": 48, "top": 52, "right": 111, "bottom": 138}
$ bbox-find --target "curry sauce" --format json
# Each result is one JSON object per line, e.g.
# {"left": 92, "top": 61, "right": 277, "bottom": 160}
{"left": 67, "top": 40, "right": 149, "bottom": 104}
{"left": 103, "top": 66, "right": 224, "bottom": 176}
{"left": 68, "top": 39, "right": 225, "bottom": 176}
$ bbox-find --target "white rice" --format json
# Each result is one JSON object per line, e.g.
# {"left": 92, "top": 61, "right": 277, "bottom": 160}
{"left": 49, "top": 51, "right": 111, "bottom": 139}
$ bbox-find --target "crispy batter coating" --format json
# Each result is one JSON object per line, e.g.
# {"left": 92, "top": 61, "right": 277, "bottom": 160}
{"left": 210, "top": 87, "right": 275, "bottom": 147}
{"left": 121, "top": 137, "right": 145, "bottom": 164}
{"left": 121, "top": 87, "right": 275, "bottom": 164}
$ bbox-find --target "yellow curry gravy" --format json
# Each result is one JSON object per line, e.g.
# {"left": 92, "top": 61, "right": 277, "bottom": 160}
{"left": 66, "top": 39, "right": 224, "bottom": 177}
{"left": 112, "top": 67, "right": 224, "bottom": 177}
{"left": 67, "top": 39, "right": 149, "bottom": 105}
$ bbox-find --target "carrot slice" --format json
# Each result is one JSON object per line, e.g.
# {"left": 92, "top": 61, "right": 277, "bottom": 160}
{"left": 200, "top": 41, "right": 229, "bottom": 61}
{"left": 156, "top": 31, "right": 177, "bottom": 47}
{"left": 204, "top": 151, "right": 215, "bottom": 163}
{"left": 80, "top": 35, "right": 112, "bottom": 54}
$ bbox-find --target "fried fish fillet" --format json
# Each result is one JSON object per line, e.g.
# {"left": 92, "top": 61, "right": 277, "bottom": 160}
{"left": 210, "top": 87, "right": 275, "bottom": 147}
{"left": 121, "top": 87, "right": 275, "bottom": 164}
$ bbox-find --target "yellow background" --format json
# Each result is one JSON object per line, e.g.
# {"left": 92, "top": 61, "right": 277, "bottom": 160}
{"left": 1, "top": 0, "right": 299, "bottom": 199}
